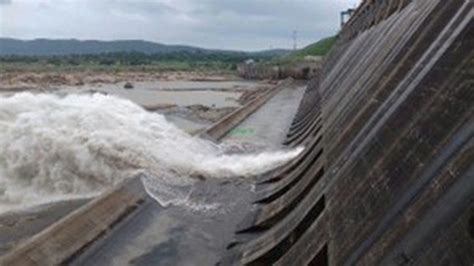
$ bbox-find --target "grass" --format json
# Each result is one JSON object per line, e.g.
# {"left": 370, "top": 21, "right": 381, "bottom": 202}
{"left": 262, "top": 35, "right": 337, "bottom": 66}
{"left": 290, "top": 36, "right": 337, "bottom": 59}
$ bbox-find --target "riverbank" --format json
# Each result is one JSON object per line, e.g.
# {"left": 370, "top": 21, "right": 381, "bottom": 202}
{"left": 0, "top": 70, "right": 238, "bottom": 92}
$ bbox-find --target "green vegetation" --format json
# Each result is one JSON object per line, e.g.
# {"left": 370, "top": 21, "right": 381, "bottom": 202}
{"left": 260, "top": 35, "right": 337, "bottom": 66}
{"left": 0, "top": 51, "right": 275, "bottom": 73}
{"left": 0, "top": 37, "right": 336, "bottom": 73}
{"left": 289, "top": 36, "right": 337, "bottom": 59}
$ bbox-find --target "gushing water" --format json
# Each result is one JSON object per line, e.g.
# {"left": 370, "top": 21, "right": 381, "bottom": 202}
{"left": 0, "top": 93, "right": 302, "bottom": 212}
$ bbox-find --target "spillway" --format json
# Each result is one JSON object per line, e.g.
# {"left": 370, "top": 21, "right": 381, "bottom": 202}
{"left": 1, "top": 0, "right": 473, "bottom": 265}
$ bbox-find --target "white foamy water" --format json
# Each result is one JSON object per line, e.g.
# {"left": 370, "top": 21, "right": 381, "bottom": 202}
{"left": 0, "top": 93, "right": 302, "bottom": 212}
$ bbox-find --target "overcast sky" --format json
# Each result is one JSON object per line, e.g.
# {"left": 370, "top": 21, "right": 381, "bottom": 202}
{"left": 0, "top": 0, "right": 361, "bottom": 51}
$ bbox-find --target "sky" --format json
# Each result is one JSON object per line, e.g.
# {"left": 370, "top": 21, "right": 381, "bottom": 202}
{"left": 0, "top": 0, "right": 361, "bottom": 51}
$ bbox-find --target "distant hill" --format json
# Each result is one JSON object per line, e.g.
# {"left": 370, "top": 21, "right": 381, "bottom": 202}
{"left": 0, "top": 38, "right": 290, "bottom": 57}
{"left": 250, "top": 49, "right": 291, "bottom": 58}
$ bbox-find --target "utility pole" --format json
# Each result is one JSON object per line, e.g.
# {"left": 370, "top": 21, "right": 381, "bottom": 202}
{"left": 292, "top": 30, "right": 298, "bottom": 51}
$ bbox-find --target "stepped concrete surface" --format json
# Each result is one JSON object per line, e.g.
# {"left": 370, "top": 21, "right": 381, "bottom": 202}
{"left": 1, "top": 0, "right": 473, "bottom": 265}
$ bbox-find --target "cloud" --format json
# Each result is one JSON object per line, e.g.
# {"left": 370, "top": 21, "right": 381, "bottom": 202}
{"left": 0, "top": 0, "right": 361, "bottom": 50}
{"left": 0, "top": 0, "right": 12, "bottom": 5}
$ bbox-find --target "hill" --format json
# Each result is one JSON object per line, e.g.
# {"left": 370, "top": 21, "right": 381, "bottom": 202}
{"left": 289, "top": 36, "right": 337, "bottom": 59}
{"left": 0, "top": 38, "right": 289, "bottom": 57}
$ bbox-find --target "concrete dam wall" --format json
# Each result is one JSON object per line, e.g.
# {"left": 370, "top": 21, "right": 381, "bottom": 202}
{"left": 0, "top": 0, "right": 471, "bottom": 265}
{"left": 237, "top": 61, "right": 321, "bottom": 80}
{"left": 224, "top": 0, "right": 473, "bottom": 265}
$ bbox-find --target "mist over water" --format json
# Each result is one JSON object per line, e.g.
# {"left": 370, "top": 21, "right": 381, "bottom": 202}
{"left": 0, "top": 93, "right": 302, "bottom": 212}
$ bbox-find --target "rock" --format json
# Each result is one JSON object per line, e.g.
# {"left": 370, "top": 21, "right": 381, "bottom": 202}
{"left": 74, "top": 80, "right": 85, "bottom": 86}
{"left": 143, "top": 104, "right": 177, "bottom": 111}
{"left": 187, "top": 104, "right": 211, "bottom": 112}
{"left": 124, "top": 82, "right": 134, "bottom": 89}
{"left": 191, "top": 174, "right": 207, "bottom": 181}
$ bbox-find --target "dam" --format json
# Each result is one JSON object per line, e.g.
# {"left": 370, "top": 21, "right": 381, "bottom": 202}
{"left": 0, "top": 0, "right": 473, "bottom": 265}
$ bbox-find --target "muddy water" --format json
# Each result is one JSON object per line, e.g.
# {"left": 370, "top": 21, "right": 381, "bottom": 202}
{"left": 57, "top": 80, "right": 263, "bottom": 109}
{"left": 109, "top": 80, "right": 258, "bottom": 91}
{"left": 164, "top": 114, "right": 210, "bottom": 133}
{"left": 92, "top": 87, "right": 242, "bottom": 109}
{"left": 0, "top": 80, "right": 262, "bottom": 109}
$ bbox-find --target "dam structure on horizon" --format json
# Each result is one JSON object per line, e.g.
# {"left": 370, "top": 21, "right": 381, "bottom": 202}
{"left": 1, "top": 0, "right": 473, "bottom": 265}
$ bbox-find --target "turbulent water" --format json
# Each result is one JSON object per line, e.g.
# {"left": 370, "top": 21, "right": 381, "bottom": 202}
{"left": 0, "top": 93, "right": 302, "bottom": 212}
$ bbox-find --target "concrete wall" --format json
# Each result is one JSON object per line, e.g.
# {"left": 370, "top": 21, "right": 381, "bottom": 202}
{"left": 224, "top": 0, "right": 474, "bottom": 265}
{"left": 237, "top": 61, "right": 321, "bottom": 80}
{"left": 315, "top": 0, "right": 474, "bottom": 264}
